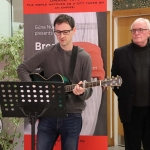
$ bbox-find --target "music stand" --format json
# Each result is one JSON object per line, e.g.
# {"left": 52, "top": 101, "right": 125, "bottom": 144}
{"left": 0, "top": 81, "right": 66, "bottom": 150}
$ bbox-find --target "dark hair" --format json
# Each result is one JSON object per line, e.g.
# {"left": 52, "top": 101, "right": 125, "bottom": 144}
{"left": 54, "top": 14, "right": 75, "bottom": 29}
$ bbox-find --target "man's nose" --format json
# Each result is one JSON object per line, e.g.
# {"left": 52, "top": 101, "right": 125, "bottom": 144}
{"left": 135, "top": 30, "right": 139, "bottom": 34}
{"left": 60, "top": 32, "right": 65, "bottom": 37}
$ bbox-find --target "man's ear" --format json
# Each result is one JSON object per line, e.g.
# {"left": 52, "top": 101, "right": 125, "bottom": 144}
{"left": 73, "top": 27, "right": 76, "bottom": 34}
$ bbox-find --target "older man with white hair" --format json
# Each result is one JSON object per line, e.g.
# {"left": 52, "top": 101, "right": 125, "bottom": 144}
{"left": 111, "top": 18, "right": 150, "bottom": 150}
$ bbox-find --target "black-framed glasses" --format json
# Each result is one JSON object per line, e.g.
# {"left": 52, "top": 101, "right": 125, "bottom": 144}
{"left": 131, "top": 28, "right": 149, "bottom": 34}
{"left": 54, "top": 29, "right": 72, "bottom": 36}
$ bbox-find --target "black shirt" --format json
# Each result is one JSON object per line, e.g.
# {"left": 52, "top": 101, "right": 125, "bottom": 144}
{"left": 133, "top": 42, "right": 150, "bottom": 106}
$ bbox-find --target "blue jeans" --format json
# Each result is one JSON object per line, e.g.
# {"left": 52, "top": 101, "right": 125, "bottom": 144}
{"left": 36, "top": 113, "right": 82, "bottom": 150}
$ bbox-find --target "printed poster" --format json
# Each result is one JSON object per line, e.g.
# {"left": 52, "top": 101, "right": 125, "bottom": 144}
{"left": 23, "top": 0, "right": 107, "bottom": 149}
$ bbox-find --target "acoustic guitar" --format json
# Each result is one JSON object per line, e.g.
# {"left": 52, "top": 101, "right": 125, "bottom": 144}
{"left": 30, "top": 73, "right": 122, "bottom": 92}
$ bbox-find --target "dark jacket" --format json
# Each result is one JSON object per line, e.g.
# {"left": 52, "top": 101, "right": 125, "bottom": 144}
{"left": 111, "top": 43, "right": 138, "bottom": 123}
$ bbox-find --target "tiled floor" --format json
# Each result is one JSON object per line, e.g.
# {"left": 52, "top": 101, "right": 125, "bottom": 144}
{"left": 108, "top": 146, "right": 144, "bottom": 150}
{"left": 108, "top": 146, "right": 125, "bottom": 150}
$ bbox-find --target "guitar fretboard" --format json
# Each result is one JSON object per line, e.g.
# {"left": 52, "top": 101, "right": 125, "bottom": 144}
{"left": 65, "top": 81, "right": 101, "bottom": 92}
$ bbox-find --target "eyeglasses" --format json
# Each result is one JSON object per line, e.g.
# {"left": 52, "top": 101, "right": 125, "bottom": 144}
{"left": 54, "top": 29, "right": 72, "bottom": 36}
{"left": 131, "top": 28, "right": 149, "bottom": 34}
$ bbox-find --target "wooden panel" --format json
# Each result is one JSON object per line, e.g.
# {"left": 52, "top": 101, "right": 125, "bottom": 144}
{"left": 107, "top": 11, "right": 114, "bottom": 146}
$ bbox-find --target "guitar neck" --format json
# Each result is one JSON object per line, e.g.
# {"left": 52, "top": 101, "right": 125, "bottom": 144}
{"left": 65, "top": 81, "right": 101, "bottom": 92}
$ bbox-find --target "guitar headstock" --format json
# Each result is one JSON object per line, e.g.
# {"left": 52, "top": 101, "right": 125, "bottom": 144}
{"left": 101, "top": 76, "right": 122, "bottom": 87}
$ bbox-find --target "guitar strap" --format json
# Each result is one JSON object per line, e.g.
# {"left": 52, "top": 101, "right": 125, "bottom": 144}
{"left": 39, "top": 46, "right": 78, "bottom": 79}
{"left": 70, "top": 45, "right": 78, "bottom": 80}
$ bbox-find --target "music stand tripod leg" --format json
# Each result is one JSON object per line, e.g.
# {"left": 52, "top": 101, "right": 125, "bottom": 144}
{"left": 28, "top": 108, "right": 49, "bottom": 150}
{"left": 29, "top": 115, "right": 37, "bottom": 150}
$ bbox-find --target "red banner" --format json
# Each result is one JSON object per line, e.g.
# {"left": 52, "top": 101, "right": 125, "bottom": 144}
{"left": 24, "top": 0, "right": 107, "bottom": 14}
{"left": 24, "top": 135, "right": 107, "bottom": 150}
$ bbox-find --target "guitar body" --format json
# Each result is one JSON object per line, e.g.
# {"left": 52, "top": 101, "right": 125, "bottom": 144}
{"left": 30, "top": 73, "right": 71, "bottom": 85}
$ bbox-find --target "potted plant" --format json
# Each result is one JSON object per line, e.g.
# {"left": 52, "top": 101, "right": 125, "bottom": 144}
{"left": 0, "top": 30, "right": 24, "bottom": 150}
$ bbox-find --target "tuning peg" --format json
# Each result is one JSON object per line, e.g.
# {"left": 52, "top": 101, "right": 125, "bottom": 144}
{"left": 112, "top": 76, "right": 114, "bottom": 78}
{"left": 117, "top": 87, "right": 120, "bottom": 89}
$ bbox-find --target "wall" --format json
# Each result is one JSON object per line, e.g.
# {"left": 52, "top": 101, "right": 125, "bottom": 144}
{"left": 113, "top": 0, "right": 150, "bottom": 10}
{"left": 0, "top": 0, "right": 11, "bottom": 37}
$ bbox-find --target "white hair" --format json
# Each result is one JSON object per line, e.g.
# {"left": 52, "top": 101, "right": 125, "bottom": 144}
{"left": 130, "top": 18, "right": 150, "bottom": 30}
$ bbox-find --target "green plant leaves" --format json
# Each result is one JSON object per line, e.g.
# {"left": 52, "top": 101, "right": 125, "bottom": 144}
{"left": 0, "top": 30, "right": 24, "bottom": 81}
{"left": 0, "top": 31, "right": 24, "bottom": 149}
